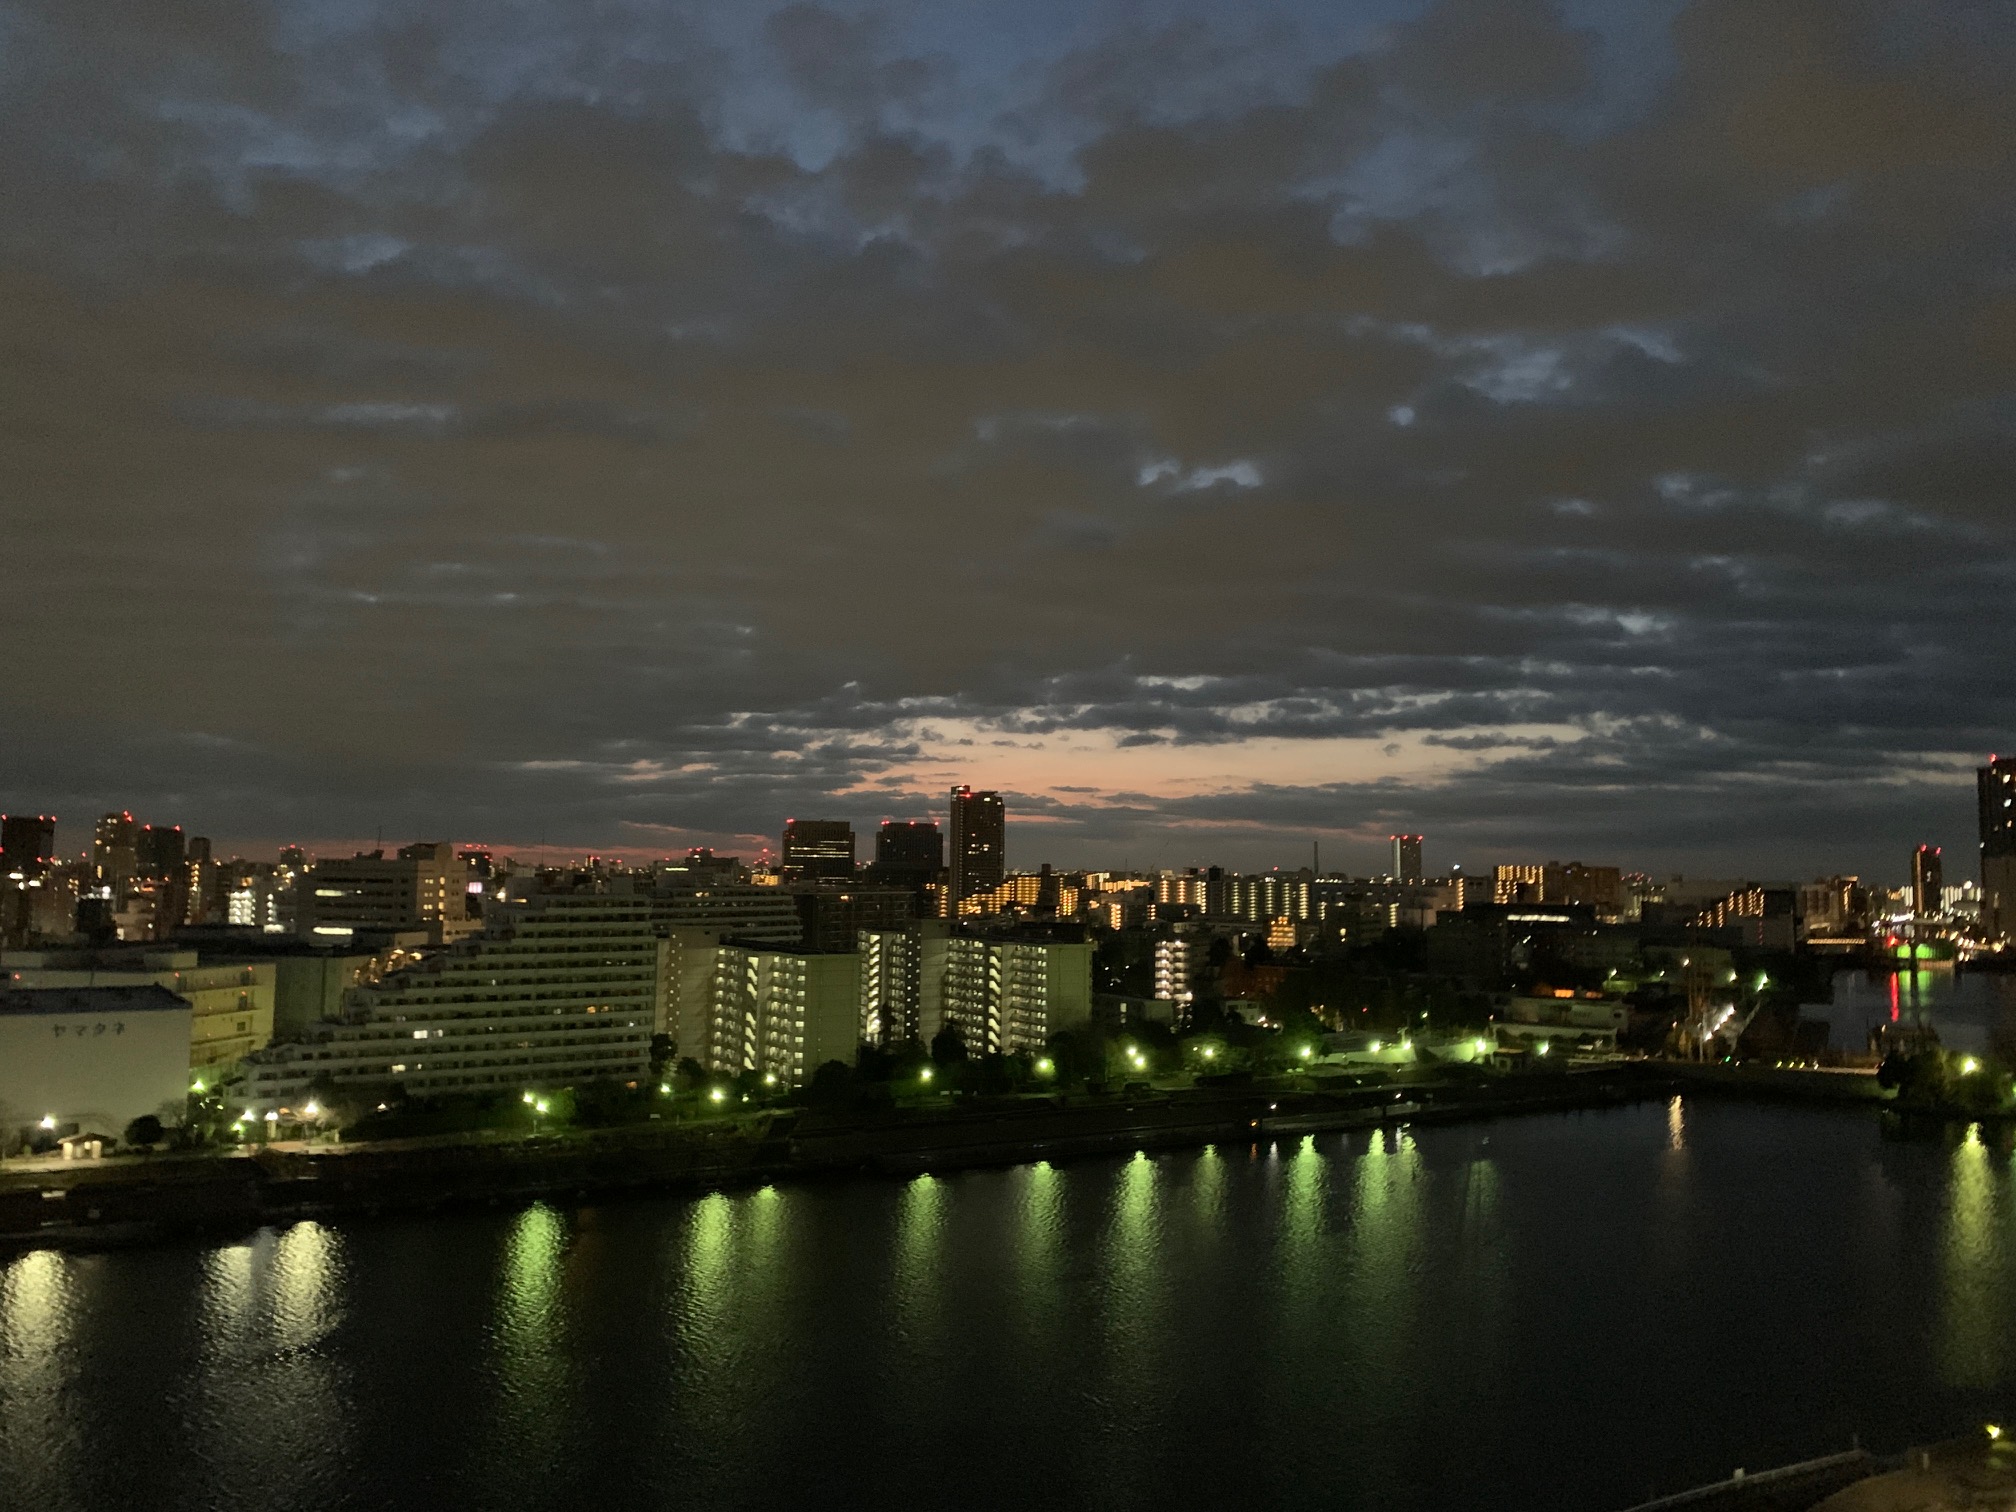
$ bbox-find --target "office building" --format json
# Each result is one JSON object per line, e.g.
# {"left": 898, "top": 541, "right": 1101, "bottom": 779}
{"left": 871, "top": 820, "right": 943, "bottom": 886}
{"left": 1, "top": 986, "right": 193, "bottom": 1148}
{"left": 948, "top": 787, "right": 1005, "bottom": 908}
{"left": 676, "top": 943, "right": 859, "bottom": 1086}
{"left": 4, "top": 949, "right": 277, "bottom": 1076}
{"left": 1, "top": 814, "right": 56, "bottom": 874}
{"left": 296, "top": 842, "right": 470, "bottom": 944}
{"left": 92, "top": 811, "right": 138, "bottom": 890}
{"left": 781, "top": 819, "right": 856, "bottom": 881}
{"left": 1982, "top": 755, "right": 2016, "bottom": 942}
{"left": 1391, "top": 835, "right": 1424, "bottom": 881}
{"left": 1912, "top": 845, "right": 1943, "bottom": 918}
{"left": 239, "top": 893, "right": 664, "bottom": 1112}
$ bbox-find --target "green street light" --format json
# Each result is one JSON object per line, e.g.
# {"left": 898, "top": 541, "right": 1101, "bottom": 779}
{"left": 708, "top": 1087, "right": 727, "bottom": 1103}
{"left": 522, "top": 1090, "right": 536, "bottom": 1105}
{"left": 1962, "top": 1057, "right": 1981, "bottom": 1076}
{"left": 1035, "top": 1058, "right": 1054, "bottom": 1076}
{"left": 534, "top": 1098, "right": 550, "bottom": 1115}
{"left": 1298, "top": 1044, "right": 1313, "bottom": 1060}
{"left": 920, "top": 1066, "right": 934, "bottom": 1083}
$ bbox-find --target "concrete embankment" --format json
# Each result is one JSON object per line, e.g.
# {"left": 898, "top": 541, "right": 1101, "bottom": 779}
{"left": 0, "top": 1065, "right": 1675, "bottom": 1253}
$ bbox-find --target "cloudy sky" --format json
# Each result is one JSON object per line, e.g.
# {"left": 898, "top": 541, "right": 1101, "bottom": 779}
{"left": 3, "top": 0, "right": 2013, "bottom": 879}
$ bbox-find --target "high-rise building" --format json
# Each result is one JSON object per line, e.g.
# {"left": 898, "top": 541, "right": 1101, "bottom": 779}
{"left": 1391, "top": 835, "right": 1423, "bottom": 881}
{"left": 1, "top": 815, "right": 56, "bottom": 875}
{"left": 1981, "top": 755, "right": 2016, "bottom": 942}
{"left": 948, "top": 787, "right": 1005, "bottom": 908}
{"left": 781, "top": 819, "right": 856, "bottom": 881}
{"left": 1911, "top": 845, "right": 1944, "bottom": 919}
{"left": 138, "top": 824, "right": 185, "bottom": 880}
{"left": 871, "top": 820, "right": 943, "bottom": 885}
{"left": 296, "top": 842, "right": 470, "bottom": 944}
{"left": 92, "top": 812, "right": 138, "bottom": 890}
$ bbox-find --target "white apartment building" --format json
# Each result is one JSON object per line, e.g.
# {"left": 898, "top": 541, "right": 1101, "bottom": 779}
{"left": 238, "top": 893, "right": 664, "bottom": 1112}
{"left": 3, "top": 950, "right": 275, "bottom": 1075}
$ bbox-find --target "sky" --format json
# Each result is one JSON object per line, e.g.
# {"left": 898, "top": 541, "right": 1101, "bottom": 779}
{"left": 2, "top": 0, "right": 2013, "bottom": 880}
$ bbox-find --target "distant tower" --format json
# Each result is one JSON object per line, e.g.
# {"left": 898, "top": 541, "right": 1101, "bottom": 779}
{"left": 1981, "top": 756, "right": 2016, "bottom": 942}
{"left": 92, "top": 811, "right": 138, "bottom": 889}
{"left": 139, "top": 823, "right": 186, "bottom": 880}
{"left": 948, "top": 787, "right": 1005, "bottom": 908}
{"left": 1911, "top": 844, "right": 1943, "bottom": 918}
{"left": 1390, "top": 834, "right": 1424, "bottom": 882}
{"left": 781, "top": 820, "right": 856, "bottom": 881}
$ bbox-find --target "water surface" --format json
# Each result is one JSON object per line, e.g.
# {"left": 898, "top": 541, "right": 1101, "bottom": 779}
{"left": 4, "top": 1100, "right": 2015, "bottom": 1512}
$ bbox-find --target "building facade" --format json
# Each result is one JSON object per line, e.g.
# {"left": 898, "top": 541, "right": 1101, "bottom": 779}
{"left": 297, "top": 842, "right": 470, "bottom": 944}
{"left": 1981, "top": 756, "right": 2016, "bottom": 943}
{"left": 2, "top": 949, "right": 275, "bottom": 1076}
{"left": 781, "top": 820, "right": 856, "bottom": 881}
{"left": 0, "top": 985, "right": 193, "bottom": 1146}
{"left": 239, "top": 894, "right": 663, "bottom": 1112}
{"left": 948, "top": 787, "right": 1005, "bottom": 909}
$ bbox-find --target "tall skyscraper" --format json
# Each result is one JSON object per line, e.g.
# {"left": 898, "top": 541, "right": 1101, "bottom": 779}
{"left": 1911, "top": 844, "right": 1943, "bottom": 918}
{"left": 781, "top": 819, "right": 856, "bottom": 880}
{"left": 948, "top": 786, "right": 1005, "bottom": 907}
{"left": 92, "top": 811, "right": 138, "bottom": 889}
{"left": 1390, "top": 834, "right": 1423, "bottom": 881}
{"left": 1981, "top": 755, "right": 2016, "bottom": 942}
{"left": 0, "top": 814, "right": 56, "bottom": 874}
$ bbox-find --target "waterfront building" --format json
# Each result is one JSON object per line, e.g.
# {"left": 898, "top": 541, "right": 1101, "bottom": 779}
{"left": 948, "top": 787, "right": 1005, "bottom": 909}
{"left": 1981, "top": 755, "right": 2016, "bottom": 943}
{"left": 1912, "top": 845, "right": 1943, "bottom": 918}
{"left": 681, "top": 943, "right": 858, "bottom": 1086}
{"left": 781, "top": 820, "right": 855, "bottom": 881}
{"left": 238, "top": 893, "right": 664, "bottom": 1112}
{"left": 1391, "top": 834, "right": 1423, "bottom": 881}
{"left": 858, "top": 923, "right": 931, "bottom": 1045}
{"left": 296, "top": 842, "right": 472, "bottom": 945}
{"left": 0, "top": 985, "right": 193, "bottom": 1148}
{"left": 921, "top": 929, "right": 1091, "bottom": 1055}
{"left": 2, "top": 948, "right": 276, "bottom": 1077}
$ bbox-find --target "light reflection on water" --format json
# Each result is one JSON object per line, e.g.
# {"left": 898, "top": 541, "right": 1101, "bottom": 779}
{"left": 1806, "top": 969, "right": 2016, "bottom": 1055}
{"left": 11, "top": 1102, "right": 2016, "bottom": 1512}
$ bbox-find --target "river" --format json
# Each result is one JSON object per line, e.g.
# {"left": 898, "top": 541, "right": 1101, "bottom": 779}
{"left": 1805, "top": 966, "right": 2016, "bottom": 1056}
{"left": 4, "top": 1099, "right": 2015, "bottom": 1512}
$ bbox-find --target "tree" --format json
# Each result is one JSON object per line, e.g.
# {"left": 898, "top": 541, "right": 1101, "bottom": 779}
{"left": 123, "top": 1114, "right": 164, "bottom": 1149}
{"left": 931, "top": 1023, "right": 969, "bottom": 1067}
{"left": 807, "top": 1060, "right": 855, "bottom": 1107}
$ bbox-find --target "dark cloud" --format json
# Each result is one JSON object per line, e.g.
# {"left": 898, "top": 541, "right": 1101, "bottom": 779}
{"left": 0, "top": 0, "right": 2011, "bottom": 881}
